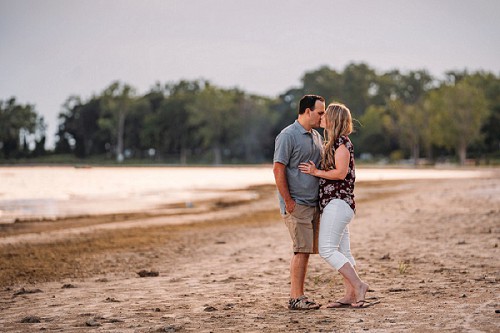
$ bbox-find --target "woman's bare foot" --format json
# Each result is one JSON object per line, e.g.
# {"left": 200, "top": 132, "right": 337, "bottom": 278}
{"left": 351, "top": 282, "right": 369, "bottom": 308}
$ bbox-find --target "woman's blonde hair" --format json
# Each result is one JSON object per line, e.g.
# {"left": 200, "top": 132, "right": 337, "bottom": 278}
{"left": 322, "top": 103, "right": 353, "bottom": 169}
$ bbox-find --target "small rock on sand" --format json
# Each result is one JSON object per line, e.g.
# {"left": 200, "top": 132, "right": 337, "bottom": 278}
{"left": 95, "top": 278, "right": 109, "bottom": 282}
{"left": 204, "top": 306, "right": 217, "bottom": 312}
{"left": 137, "top": 270, "right": 159, "bottom": 277}
{"left": 61, "top": 284, "right": 76, "bottom": 289}
{"left": 105, "top": 297, "right": 121, "bottom": 302}
{"left": 388, "top": 287, "right": 408, "bottom": 292}
{"left": 14, "top": 288, "right": 43, "bottom": 296}
{"left": 20, "top": 316, "right": 41, "bottom": 323}
{"left": 85, "top": 319, "right": 101, "bottom": 327}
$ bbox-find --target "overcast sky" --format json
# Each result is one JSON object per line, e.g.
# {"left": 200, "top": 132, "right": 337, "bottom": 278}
{"left": 1, "top": 0, "right": 499, "bottom": 148}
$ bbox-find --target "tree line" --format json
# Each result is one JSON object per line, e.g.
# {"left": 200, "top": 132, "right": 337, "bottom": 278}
{"left": 1, "top": 63, "right": 499, "bottom": 165}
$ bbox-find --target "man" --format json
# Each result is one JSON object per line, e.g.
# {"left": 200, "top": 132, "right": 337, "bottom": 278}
{"left": 273, "top": 94, "right": 325, "bottom": 310}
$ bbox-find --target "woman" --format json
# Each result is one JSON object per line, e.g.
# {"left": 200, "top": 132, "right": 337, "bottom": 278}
{"left": 299, "top": 102, "right": 369, "bottom": 308}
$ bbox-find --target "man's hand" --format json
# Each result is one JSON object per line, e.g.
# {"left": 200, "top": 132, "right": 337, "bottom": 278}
{"left": 273, "top": 162, "right": 296, "bottom": 214}
{"left": 285, "top": 198, "right": 296, "bottom": 214}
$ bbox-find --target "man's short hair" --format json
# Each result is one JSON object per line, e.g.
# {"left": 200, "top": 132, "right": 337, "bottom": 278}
{"left": 298, "top": 95, "right": 325, "bottom": 114}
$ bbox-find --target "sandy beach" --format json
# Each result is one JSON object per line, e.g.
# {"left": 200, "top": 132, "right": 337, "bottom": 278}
{"left": 0, "top": 167, "right": 499, "bottom": 332}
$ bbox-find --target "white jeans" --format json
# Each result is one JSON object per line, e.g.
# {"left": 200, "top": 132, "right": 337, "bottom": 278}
{"left": 319, "top": 199, "right": 356, "bottom": 270}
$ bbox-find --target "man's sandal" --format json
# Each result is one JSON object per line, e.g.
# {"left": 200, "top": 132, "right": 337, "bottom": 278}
{"left": 288, "top": 295, "right": 321, "bottom": 310}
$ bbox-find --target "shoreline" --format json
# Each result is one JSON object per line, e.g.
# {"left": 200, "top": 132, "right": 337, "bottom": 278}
{"left": 0, "top": 179, "right": 422, "bottom": 246}
{"left": 1, "top": 166, "right": 494, "bottom": 225}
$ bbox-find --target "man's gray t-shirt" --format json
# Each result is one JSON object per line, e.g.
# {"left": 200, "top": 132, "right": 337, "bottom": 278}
{"left": 273, "top": 120, "right": 323, "bottom": 214}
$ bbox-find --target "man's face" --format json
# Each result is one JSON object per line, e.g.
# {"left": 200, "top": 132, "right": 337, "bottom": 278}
{"left": 309, "top": 100, "right": 326, "bottom": 128}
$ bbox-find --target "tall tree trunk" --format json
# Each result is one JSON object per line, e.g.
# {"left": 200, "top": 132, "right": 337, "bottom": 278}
{"left": 116, "top": 111, "right": 126, "bottom": 162}
{"left": 412, "top": 141, "right": 420, "bottom": 166}
{"left": 180, "top": 147, "right": 188, "bottom": 165}
{"left": 85, "top": 138, "right": 93, "bottom": 157}
{"left": 426, "top": 144, "right": 433, "bottom": 164}
{"left": 458, "top": 142, "right": 467, "bottom": 165}
{"left": 213, "top": 146, "right": 222, "bottom": 165}
{"left": 243, "top": 133, "right": 252, "bottom": 162}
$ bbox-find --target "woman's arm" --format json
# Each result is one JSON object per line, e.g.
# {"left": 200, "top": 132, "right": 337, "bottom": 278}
{"left": 298, "top": 144, "right": 350, "bottom": 180}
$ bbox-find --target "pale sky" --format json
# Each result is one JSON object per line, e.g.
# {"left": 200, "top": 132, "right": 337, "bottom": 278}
{"left": 1, "top": 0, "right": 499, "bottom": 148}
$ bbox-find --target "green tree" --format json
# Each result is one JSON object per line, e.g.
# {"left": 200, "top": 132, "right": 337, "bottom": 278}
{"left": 428, "top": 79, "right": 489, "bottom": 164}
{"left": 301, "top": 66, "right": 340, "bottom": 105}
{"left": 42, "top": 66, "right": 500, "bottom": 165}
{"left": 56, "top": 95, "right": 110, "bottom": 157}
{"left": 354, "top": 105, "right": 392, "bottom": 157}
{"left": 373, "top": 70, "right": 435, "bottom": 163}
{"left": 301, "top": 63, "right": 377, "bottom": 117}
{"left": 141, "top": 80, "right": 202, "bottom": 163}
{"left": 188, "top": 83, "right": 239, "bottom": 164}
{"left": 99, "top": 82, "right": 137, "bottom": 162}
{"left": 140, "top": 84, "right": 167, "bottom": 159}
{"left": 466, "top": 72, "right": 500, "bottom": 160}
{"left": 166, "top": 80, "right": 202, "bottom": 163}
{"left": 391, "top": 101, "right": 424, "bottom": 163}
{"left": 32, "top": 115, "right": 47, "bottom": 157}
{"left": 341, "top": 63, "right": 377, "bottom": 117}
{"left": 232, "top": 93, "right": 276, "bottom": 162}
{"left": 0, "top": 97, "right": 39, "bottom": 158}
{"left": 271, "top": 88, "right": 304, "bottom": 138}
{"left": 370, "top": 70, "right": 402, "bottom": 106}
{"left": 398, "top": 70, "right": 434, "bottom": 104}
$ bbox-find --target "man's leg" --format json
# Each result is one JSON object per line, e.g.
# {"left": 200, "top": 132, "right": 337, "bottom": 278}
{"left": 290, "top": 252, "right": 309, "bottom": 299}
{"left": 285, "top": 205, "right": 320, "bottom": 309}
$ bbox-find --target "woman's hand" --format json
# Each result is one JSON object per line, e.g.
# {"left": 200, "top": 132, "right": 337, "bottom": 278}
{"left": 298, "top": 160, "right": 318, "bottom": 176}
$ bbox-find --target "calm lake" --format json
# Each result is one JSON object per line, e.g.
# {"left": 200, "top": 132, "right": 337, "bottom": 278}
{"left": 0, "top": 166, "right": 491, "bottom": 223}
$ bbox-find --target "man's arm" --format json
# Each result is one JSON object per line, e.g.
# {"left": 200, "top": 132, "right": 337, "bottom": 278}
{"left": 273, "top": 162, "right": 296, "bottom": 213}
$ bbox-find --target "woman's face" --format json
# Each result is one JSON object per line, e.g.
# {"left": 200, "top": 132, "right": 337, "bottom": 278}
{"left": 320, "top": 113, "right": 327, "bottom": 129}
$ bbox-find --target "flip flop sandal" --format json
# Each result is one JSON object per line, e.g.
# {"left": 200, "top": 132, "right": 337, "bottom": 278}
{"left": 352, "top": 299, "right": 381, "bottom": 308}
{"left": 326, "top": 301, "right": 352, "bottom": 308}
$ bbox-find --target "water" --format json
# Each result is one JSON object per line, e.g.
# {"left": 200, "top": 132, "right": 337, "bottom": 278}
{"left": 0, "top": 166, "right": 491, "bottom": 223}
